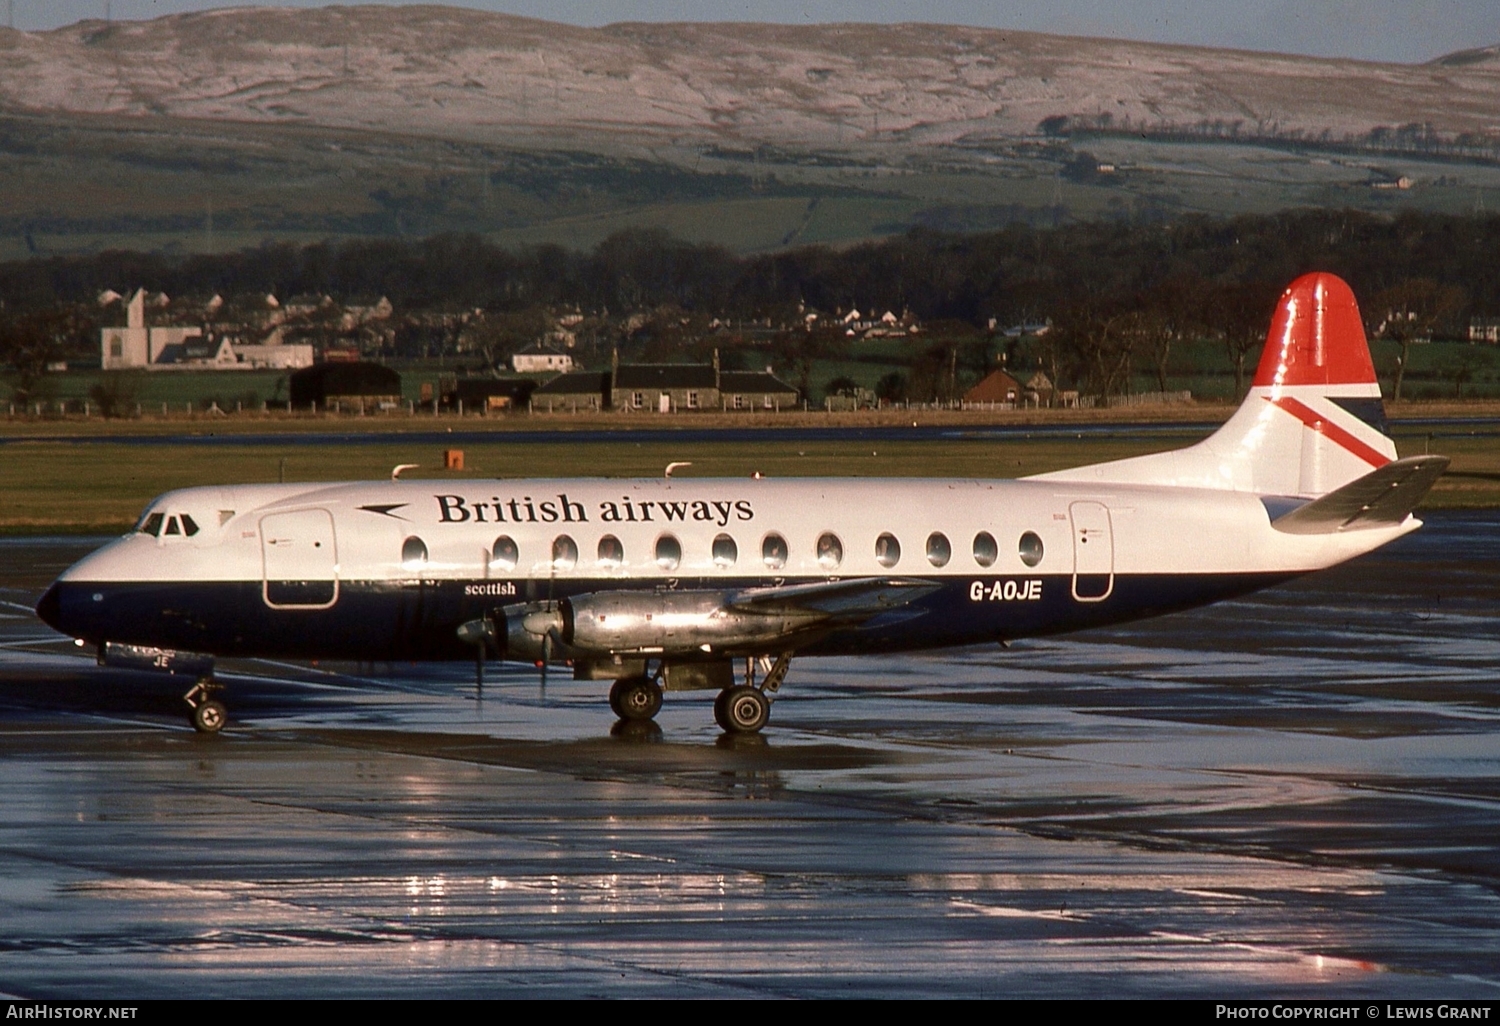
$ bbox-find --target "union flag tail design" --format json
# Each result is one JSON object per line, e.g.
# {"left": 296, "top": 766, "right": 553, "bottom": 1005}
{"left": 1031, "top": 272, "right": 1397, "bottom": 498}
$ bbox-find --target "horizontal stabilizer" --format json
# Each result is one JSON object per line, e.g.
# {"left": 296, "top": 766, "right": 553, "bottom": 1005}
{"left": 1271, "top": 455, "right": 1449, "bottom": 535}
{"left": 728, "top": 577, "right": 940, "bottom": 621}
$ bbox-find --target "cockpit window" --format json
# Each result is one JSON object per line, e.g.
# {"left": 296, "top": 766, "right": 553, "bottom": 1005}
{"left": 180, "top": 514, "right": 200, "bottom": 537}
{"left": 139, "top": 513, "right": 164, "bottom": 536}
{"left": 163, "top": 516, "right": 182, "bottom": 536}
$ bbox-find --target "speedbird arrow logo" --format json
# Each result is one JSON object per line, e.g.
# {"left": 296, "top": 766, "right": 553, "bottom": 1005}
{"left": 358, "top": 503, "right": 410, "bottom": 519}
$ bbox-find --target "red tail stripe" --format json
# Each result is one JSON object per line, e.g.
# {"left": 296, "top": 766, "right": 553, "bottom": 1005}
{"left": 1267, "top": 396, "right": 1390, "bottom": 468}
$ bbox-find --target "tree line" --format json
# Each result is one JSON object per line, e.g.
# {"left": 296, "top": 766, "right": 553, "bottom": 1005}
{"left": 2, "top": 208, "right": 1497, "bottom": 402}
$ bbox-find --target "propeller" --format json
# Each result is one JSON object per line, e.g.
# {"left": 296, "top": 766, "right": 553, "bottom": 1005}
{"left": 455, "top": 615, "right": 497, "bottom": 696}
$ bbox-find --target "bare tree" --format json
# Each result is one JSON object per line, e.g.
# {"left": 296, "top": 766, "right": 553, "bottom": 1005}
{"left": 1139, "top": 276, "right": 1205, "bottom": 393}
{"left": 1203, "top": 281, "right": 1279, "bottom": 400}
{"left": 1053, "top": 304, "right": 1138, "bottom": 402}
{"left": 1367, "top": 278, "right": 1468, "bottom": 402}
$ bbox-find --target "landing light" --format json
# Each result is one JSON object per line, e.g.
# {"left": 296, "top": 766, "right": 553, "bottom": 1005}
{"left": 73, "top": 639, "right": 85, "bottom": 647}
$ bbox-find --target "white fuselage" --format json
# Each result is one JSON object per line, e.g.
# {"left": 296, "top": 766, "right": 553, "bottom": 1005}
{"left": 41, "top": 476, "right": 1415, "bottom": 663}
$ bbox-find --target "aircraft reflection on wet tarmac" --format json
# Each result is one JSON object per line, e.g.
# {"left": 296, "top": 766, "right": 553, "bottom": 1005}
{"left": 1, "top": 515, "right": 1499, "bottom": 998}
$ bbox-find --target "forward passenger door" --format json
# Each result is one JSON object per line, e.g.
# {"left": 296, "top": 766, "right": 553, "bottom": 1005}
{"left": 261, "top": 509, "right": 339, "bottom": 608}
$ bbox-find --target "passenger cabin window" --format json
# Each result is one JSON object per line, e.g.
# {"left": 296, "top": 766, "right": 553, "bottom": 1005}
{"left": 1018, "top": 531, "right": 1044, "bottom": 568}
{"left": 875, "top": 533, "right": 901, "bottom": 568}
{"left": 926, "top": 532, "right": 951, "bottom": 567}
{"left": 552, "top": 535, "right": 578, "bottom": 571}
{"left": 139, "top": 513, "right": 165, "bottom": 536}
{"left": 655, "top": 534, "right": 681, "bottom": 571}
{"left": 598, "top": 535, "right": 624, "bottom": 567}
{"left": 712, "top": 534, "right": 738, "bottom": 568}
{"left": 401, "top": 536, "right": 428, "bottom": 570}
{"left": 491, "top": 536, "right": 518, "bottom": 571}
{"left": 973, "top": 532, "right": 998, "bottom": 568}
{"left": 816, "top": 532, "right": 843, "bottom": 569}
{"left": 762, "top": 533, "right": 788, "bottom": 570}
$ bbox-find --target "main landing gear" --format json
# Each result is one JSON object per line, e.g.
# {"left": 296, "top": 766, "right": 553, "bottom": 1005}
{"left": 713, "top": 653, "right": 791, "bottom": 736}
{"left": 609, "top": 675, "right": 663, "bottom": 722}
{"left": 605, "top": 652, "right": 794, "bottom": 736}
{"left": 184, "top": 677, "right": 227, "bottom": 734}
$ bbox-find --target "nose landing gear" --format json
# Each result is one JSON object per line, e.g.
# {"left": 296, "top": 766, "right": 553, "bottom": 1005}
{"left": 184, "top": 678, "right": 227, "bottom": 734}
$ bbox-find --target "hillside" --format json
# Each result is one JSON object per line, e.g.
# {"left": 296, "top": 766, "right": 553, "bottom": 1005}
{"left": 0, "top": 6, "right": 1498, "bottom": 259}
{"left": 0, "top": 6, "right": 1496, "bottom": 152}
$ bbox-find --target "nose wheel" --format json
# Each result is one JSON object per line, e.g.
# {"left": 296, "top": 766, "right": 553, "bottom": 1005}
{"left": 184, "top": 678, "right": 227, "bottom": 734}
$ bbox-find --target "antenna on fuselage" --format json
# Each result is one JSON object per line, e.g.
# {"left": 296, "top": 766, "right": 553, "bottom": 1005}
{"left": 391, "top": 464, "right": 419, "bottom": 481}
{"left": 664, "top": 462, "right": 692, "bottom": 478}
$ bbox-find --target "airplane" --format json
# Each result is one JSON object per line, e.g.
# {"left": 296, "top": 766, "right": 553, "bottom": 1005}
{"left": 35, "top": 272, "right": 1447, "bottom": 736}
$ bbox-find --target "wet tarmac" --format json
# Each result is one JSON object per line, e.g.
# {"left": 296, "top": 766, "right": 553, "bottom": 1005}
{"left": 1, "top": 515, "right": 1499, "bottom": 998}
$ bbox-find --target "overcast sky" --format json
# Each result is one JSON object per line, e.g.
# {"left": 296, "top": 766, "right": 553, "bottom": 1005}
{"left": 9, "top": 1, "right": 1499, "bottom": 64}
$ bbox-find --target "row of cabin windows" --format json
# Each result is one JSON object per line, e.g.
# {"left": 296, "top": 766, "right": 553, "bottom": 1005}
{"left": 399, "top": 530, "right": 1046, "bottom": 573}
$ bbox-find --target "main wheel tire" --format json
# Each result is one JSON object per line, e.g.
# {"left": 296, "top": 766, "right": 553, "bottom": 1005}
{"left": 614, "top": 676, "right": 663, "bottom": 722}
{"left": 717, "top": 685, "right": 769, "bottom": 734}
{"left": 192, "top": 699, "right": 227, "bottom": 734}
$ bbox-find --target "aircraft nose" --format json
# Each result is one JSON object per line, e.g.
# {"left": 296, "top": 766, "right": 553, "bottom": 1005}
{"left": 35, "top": 583, "right": 62, "bottom": 632}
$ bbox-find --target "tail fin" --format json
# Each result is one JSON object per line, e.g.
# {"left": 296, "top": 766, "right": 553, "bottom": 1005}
{"left": 1029, "top": 272, "right": 1397, "bottom": 498}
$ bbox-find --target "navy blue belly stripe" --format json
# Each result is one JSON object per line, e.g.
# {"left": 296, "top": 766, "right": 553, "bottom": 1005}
{"left": 41, "top": 571, "right": 1299, "bottom": 662}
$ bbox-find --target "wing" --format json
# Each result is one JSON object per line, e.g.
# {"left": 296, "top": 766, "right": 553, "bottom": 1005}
{"left": 726, "top": 577, "right": 941, "bottom": 624}
{"left": 1271, "top": 455, "right": 1449, "bottom": 535}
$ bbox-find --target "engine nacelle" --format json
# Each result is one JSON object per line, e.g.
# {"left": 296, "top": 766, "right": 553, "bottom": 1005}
{"left": 492, "top": 601, "right": 560, "bottom": 662}
{"left": 559, "top": 590, "right": 819, "bottom": 655}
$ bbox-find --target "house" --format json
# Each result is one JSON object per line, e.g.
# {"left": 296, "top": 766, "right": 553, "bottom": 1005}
{"left": 528, "top": 353, "right": 798, "bottom": 413}
{"left": 512, "top": 343, "right": 575, "bottom": 374}
{"left": 613, "top": 362, "right": 719, "bottom": 412}
{"left": 718, "top": 370, "right": 798, "bottom": 411}
{"left": 531, "top": 371, "right": 611, "bottom": 412}
{"left": 611, "top": 352, "right": 798, "bottom": 412}
{"left": 1020, "top": 370, "right": 1054, "bottom": 406}
{"left": 963, "top": 369, "right": 1023, "bottom": 405}
{"left": 1470, "top": 317, "right": 1500, "bottom": 344}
